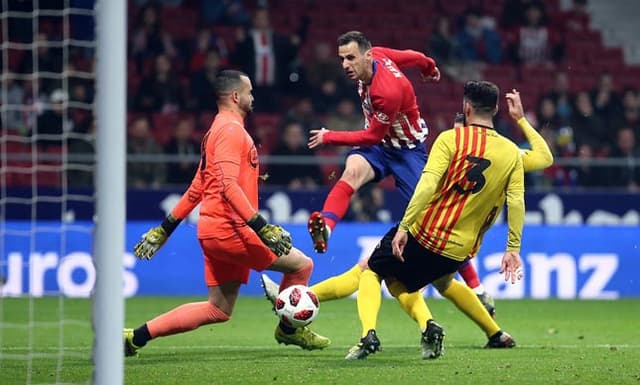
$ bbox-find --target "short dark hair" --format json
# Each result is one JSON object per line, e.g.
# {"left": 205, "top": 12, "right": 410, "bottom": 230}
{"left": 214, "top": 70, "right": 248, "bottom": 99}
{"left": 337, "top": 31, "right": 372, "bottom": 52}
{"left": 463, "top": 80, "right": 499, "bottom": 115}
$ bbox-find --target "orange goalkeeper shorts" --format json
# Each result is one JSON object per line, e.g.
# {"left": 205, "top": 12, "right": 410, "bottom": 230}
{"left": 199, "top": 225, "right": 278, "bottom": 286}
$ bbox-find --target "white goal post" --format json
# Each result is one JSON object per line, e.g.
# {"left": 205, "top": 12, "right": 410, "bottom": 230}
{"left": 93, "top": 1, "right": 125, "bottom": 385}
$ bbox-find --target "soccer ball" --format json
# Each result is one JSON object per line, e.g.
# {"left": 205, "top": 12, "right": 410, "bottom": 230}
{"left": 275, "top": 284, "right": 319, "bottom": 328}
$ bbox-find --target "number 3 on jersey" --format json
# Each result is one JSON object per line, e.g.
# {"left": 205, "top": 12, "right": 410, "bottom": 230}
{"left": 454, "top": 155, "right": 491, "bottom": 194}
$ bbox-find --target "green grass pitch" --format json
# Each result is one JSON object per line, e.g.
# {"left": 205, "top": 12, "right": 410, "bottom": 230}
{"left": 1, "top": 297, "right": 639, "bottom": 384}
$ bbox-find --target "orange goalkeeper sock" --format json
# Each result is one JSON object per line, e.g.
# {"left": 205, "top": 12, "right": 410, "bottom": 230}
{"left": 310, "top": 264, "right": 362, "bottom": 301}
{"left": 146, "top": 301, "right": 230, "bottom": 339}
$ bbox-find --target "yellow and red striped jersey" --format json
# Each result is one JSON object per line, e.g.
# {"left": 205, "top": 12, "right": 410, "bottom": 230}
{"left": 399, "top": 124, "right": 525, "bottom": 261}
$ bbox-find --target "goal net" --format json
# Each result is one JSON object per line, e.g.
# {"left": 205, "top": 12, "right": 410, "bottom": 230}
{"left": 1, "top": 1, "right": 124, "bottom": 384}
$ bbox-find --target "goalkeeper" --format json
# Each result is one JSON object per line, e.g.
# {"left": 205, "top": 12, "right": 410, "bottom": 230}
{"left": 124, "top": 70, "right": 329, "bottom": 357}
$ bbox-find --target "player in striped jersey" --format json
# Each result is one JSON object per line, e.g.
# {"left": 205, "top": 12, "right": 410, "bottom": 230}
{"left": 360, "top": 80, "right": 525, "bottom": 359}
{"left": 307, "top": 31, "right": 439, "bottom": 254}
{"left": 261, "top": 87, "right": 552, "bottom": 359}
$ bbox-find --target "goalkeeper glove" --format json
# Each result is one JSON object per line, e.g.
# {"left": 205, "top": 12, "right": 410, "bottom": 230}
{"left": 247, "top": 213, "right": 292, "bottom": 257}
{"left": 134, "top": 214, "right": 182, "bottom": 260}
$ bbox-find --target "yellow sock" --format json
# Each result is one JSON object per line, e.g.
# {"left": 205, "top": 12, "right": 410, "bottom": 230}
{"left": 441, "top": 280, "right": 500, "bottom": 337}
{"left": 310, "top": 264, "right": 361, "bottom": 302}
{"left": 387, "top": 280, "right": 431, "bottom": 331}
{"left": 357, "top": 269, "right": 382, "bottom": 337}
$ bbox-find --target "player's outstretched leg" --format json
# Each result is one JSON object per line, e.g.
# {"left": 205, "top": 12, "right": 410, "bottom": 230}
{"left": 345, "top": 329, "right": 381, "bottom": 360}
{"left": 274, "top": 324, "right": 331, "bottom": 350}
{"left": 308, "top": 211, "right": 330, "bottom": 253}
{"left": 421, "top": 320, "right": 445, "bottom": 359}
{"left": 123, "top": 328, "right": 141, "bottom": 357}
{"left": 485, "top": 331, "right": 516, "bottom": 348}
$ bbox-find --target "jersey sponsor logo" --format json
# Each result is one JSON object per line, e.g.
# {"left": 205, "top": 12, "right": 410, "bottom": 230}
{"left": 374, "top": 111, "right": 390, "bottom": 124}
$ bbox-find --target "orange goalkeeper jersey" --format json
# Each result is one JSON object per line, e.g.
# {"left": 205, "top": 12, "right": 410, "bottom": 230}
{"left": 171, "top": 109, "right": 259, "bottom": 239}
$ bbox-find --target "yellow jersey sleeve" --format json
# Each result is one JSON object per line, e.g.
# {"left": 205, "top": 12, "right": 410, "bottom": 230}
{"left": 506, "top": 154, "right": 525, "bottom": 252}
{"left": 518, "top": 117, "right": 554, "bottom": 172}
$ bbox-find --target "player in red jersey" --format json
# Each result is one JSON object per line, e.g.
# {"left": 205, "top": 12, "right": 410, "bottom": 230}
{"left": 307, "top": 31, "right": 438, "bottom": 255}
{"left": 298, "top": 31, "right": 494, "bottom": 317}
{"left": 123, "top": 70, "right": 329, "bottom": 356}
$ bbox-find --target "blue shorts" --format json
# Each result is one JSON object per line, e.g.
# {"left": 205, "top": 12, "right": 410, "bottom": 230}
{"left": 348, "top": 144, "right": 427, "bottom": 207}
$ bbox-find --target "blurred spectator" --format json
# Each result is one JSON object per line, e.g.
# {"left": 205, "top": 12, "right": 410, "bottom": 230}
{"left": 164, "top": 118, "right": 200, "bottom": 186}
{"left": 306, "top": 42, "right": 350, "bottom": 113}
{"left": 348, "top": 184, "right": 391, "bottom": 222}
{"left": 134, "top": 54, "right": 182, "bottom": 113}
{"left": 306, "top": 42, "right": 345, "bottom": 90}
{"left": 4, "top": 79, "right": 27, "bottom": 134}
{"left": 570, "top": 143, "right": 606, "bottom": 188}
{"left": 615, "top": 87, "right": 640, "bottom": 135}
{"left": 311, "top": 78, "right": 343, "bottom": 114}
{"left": 560, "top": 0, "right": 590, "bottom": 33}
{"left": 536, "top": 96, "right": 563, "bottom": 131}
{"left": 19, "top": 32, "right": 63, "bottom": 94}
{"left": 127, "top": 116, "right": 166, "bottom": 189}
{"left": 67, "top": 123, "right": 95, "bottom": 188}
{"left": 534, "top": 126, "right": 571, "bottom": 187}
{"left": 35, "top": 89, "right": 73, "bottom": 149}
{"left": 188, "top": 28, "right": 228, "bottom": 72}
{"left": 544, "top": 71, "right": 573, "bottom": 123}
{"left": 571, "top": 91, "right": 607, "bottom": 153}
{"left": 609, "top": 127, "right": 640, "bottom": 190}
{"left": 130, "top": 3, "right": 176, "bottom": 70}
{"left": 428, "top": 16, "right": 458, "bottom": 66}
{"left": 229, "top": 7, "right": 305, "bottom": 112}
{"left": 280, "top": 97, "right": 323, "bottom": 132}
{"left": 501, "top": 0, "right": 543, "bottom": 29}
{"left": 201, "top": 0, "right": 250, "bottom": 26}
{"left": 188, "top": 50, "right": 222, "bottom": 112}
{"left": 267, "top": 122, "right": 323, "bottom": 189}
{"left": 590, "top": 73, "right": 623, "bottom": 130}
{"left": 510, "top": 2, "right": 563, "bottom": 66}
{"left": 455, "top": 8, "right": 503, "bottom": 65}
{"left": 324, "top": 98, "right": 365, "bottom": 132}
{"left": 7, "top": 0, "right": 33, "bottom": 42}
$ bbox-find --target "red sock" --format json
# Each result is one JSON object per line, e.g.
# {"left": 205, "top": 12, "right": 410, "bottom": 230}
{"left": 147, "top": 301, "right": 230, "bottom": 339}
{"left": 322, "top": 180, "right": 355, "bottom": 230}
{"left": 458, "top": 262, "right": 481, "bottom": 289}
{"left": 280, "top": 258, "right": 313, "bottom": 292}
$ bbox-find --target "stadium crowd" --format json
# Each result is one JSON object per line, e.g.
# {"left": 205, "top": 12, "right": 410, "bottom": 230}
{"left": 2, "top": 0, "right": 639, "bottom": 191}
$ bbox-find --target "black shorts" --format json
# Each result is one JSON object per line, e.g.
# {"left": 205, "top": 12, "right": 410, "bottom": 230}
{"left": 368, "top": 226, "right": 465, "bottom": 292}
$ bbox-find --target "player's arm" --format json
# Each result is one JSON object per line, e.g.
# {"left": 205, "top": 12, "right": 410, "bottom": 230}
{"left": 214, "top": 125, "right": 292, "bottom": 256}
{"left": 505, "top": 89, "right": 553, "bottom": 172}
{"left": 373, "top": 46, "right": 437, "bottom": 76}
{"left": 316, "top": 92, "right": 399, "bottom": 147}
{"left": 505, "top": 155, "right": 525, "bottom": 252}
{"left": 500, "top": 154, "right": 525, "bottom": 283}
{"left": 134, "top": 163, "right": 204, "bottom": 260}
{"left": 518, "top": 118, "right": 554, "bottom": 172}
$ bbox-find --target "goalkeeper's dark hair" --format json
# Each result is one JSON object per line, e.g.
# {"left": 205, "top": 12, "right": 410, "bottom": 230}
{"left": 463, "top": 80, "right": 499, "bottom": 116}
{"left": 214, "top": 69, "right": 249, "bottom": 100}
{"left": 337, "top": 31, "right": 372, "bottom": 53}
